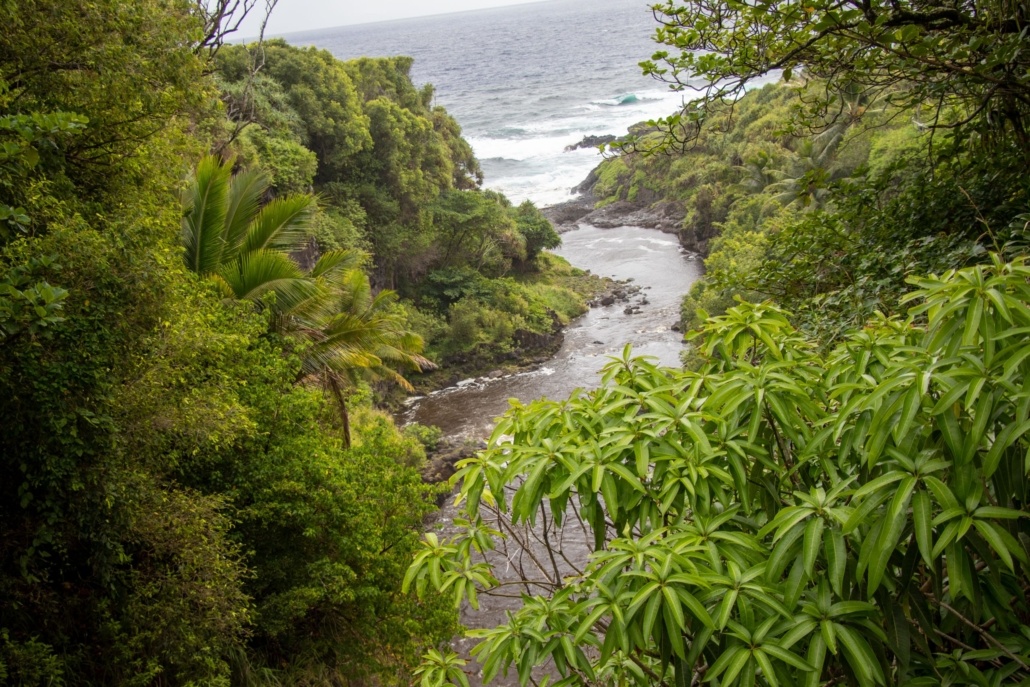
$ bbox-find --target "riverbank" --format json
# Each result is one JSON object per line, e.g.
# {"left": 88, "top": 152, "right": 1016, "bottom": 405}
{"left": 402, "top": 249, "right": 633, "bottom": 397}
{"left": 539, "top": 168, "right": 712, "bottom": 251}
{"left": 402, "top": 224, "right": 702, "bottom": 440}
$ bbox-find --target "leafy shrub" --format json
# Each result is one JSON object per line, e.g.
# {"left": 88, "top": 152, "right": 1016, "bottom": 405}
{"left": 408, "top": 256, "right": 1030, "bottom": 687}
{"left": 403, "top": 422, "right": 443, "bottom": 453}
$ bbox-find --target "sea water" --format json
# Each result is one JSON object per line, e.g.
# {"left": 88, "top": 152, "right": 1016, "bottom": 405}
{"left": 281, "top": 0, "right": 689, "bottom": 205}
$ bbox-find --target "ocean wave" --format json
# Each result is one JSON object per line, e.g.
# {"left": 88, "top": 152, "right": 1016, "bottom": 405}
{"left": 480, "top": 162, "right": 600, "bottom": 206}
{"left": 591, "top": 93, "right": 661, "bottom": 107}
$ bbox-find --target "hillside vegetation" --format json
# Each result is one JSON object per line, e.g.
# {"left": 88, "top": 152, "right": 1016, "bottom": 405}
{"left": 589, "top": 78, "right": 1028, "bottom": 343}
{"left": 214, "top": 43, "right": 604, "bottom": 376}
{"left": 5, "top": 0, "right": 1030, "bottom": 685}
{"left": 0, "top": 2, "right": 598, "bottom": 684}
{"left": 405, "top": 1, "right": 1030, "bottom": 686}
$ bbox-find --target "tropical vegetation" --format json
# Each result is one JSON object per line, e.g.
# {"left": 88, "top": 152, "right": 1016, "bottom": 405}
{"left": 4, "top": 0, "right": 1030, "bottom": 684}
{"left": 405, "top": 1, "right": 1030, "bottom": 685}
{"left": 0, "top": 0, "right": 584, "bottom": 683}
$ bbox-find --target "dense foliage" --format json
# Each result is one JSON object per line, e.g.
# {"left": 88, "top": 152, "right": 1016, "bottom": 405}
{"left": 0, "top": 1, "right": 516, "bottom": 683}
{"left": 591, "top": 78, "right": 1028, "bottom": 341}
{"left": 409, "top": 257, "right": 1030, "bottom": 686}
{"left": 213, "top": 43, "right": 590, "bottom": 375}
{"left": 0, "top": 0, "right": 595, "bottom": 678}
{"left": 635, "top": 0, "right": 1030, "bottom": 152}
{"left": 404, "top": 1, "right": 1030, "bottom": 686}
{"left": 6, "top": 0, "right": 1030, "bottom": 684}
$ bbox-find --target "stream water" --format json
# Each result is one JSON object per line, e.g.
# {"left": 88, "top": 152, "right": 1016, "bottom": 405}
{"left": 401, "top": 224, "right": 702, "bottom": 438}
{"left": 405, "top": 224, "right": 701, "bottom": 685}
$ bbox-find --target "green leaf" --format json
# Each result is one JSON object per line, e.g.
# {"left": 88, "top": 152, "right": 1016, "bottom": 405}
{"left": 763, "top": 642, "right": 815, "bottom": 672}
{"left": 825, "top": 528, "right": 846, "bottom": 596}
{"left": 868, "top": 509, "right": 906, "bottom": 593}
{"left": 972, "top": 520, "right": 1014, "bottom": 571}
{"left": 912, "top": 489, "right": 933, "bottom": 567}
{"left": 803, "top": 516, "right": 825, "bottom": 578}
{"left": 836, "top": 625, "right": 885, "bottom": 686}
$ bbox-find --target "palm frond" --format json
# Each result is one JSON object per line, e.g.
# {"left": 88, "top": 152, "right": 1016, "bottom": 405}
{"left": 301, "top": 327, "right": 383, "bottom": 377}
{"left": 330, "top": 268, "right": 371, "bottom": 315}
{"left": 374, "top": 342, "right": 434, "bottom": 372}
{"left": 308, "top": 249, "right": 365, "bottom": 280}
{"left": 223, "top": 167, "right": 270, "bottom": 256}
{"left": 217, "top": 249, "right": 320, "bottom": 312}
{"left": 205, "top": 273, "right": 237, "bottom": 301}
{"left": 284, "top": 250, "right": 370, "bottom": 325}
{"left": 242, "top": 195, "right": 316, "bottom": 255}
{"left": 367, "top": 363, "right": 415, "bottom": 392}
{"left": 317, "top": 312, "right": 390, "bottom": 349}
{"left": 286, "top": 290, "right": 338, "bottom": 328}
{"left": 182, "top": 155, "right": 231, "bottom": 275}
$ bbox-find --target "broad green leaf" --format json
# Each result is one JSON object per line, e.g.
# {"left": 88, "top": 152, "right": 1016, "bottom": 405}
{"left": 912, "top": 489, "right": 933, "bottom": 567}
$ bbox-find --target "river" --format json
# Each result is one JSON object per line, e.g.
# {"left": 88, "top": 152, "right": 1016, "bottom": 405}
{"left": 400, "top": 224, "right": 702, "bottom": 438}
{"left": 405, "top": 222, "right": 701, "bottom": 686}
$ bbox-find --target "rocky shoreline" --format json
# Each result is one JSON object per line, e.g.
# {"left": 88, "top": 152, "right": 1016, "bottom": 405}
{"left": 415, "top": 275, "right": 649, "bottom": 482}
{"left": 543, "top": 192, "right": 685, "bottom": 233}
{"left": 539, "top": 181, "right": 709, "bottom": 251}
{"left": 537, "top": 142, "right": 719, "bottom": 255}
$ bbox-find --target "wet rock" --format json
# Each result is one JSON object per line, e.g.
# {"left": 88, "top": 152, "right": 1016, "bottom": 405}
{"left": 592, "top": 340, "right": 604, "bottom": 345}
{"left": 563, "top": 134, "right": 617, "bottom": 152}
{"left": 600, "top": 295, "right": 616, "bottom": 306}
{"left": 488, "top": 369, "right": 504, "bottom": 378}
{"left": 421, "top": 438, "right": 482, "bottom": 486}
{"left": 539, "top": 192, "right": 595, "bottom": 232}
{"left": 671, "top": 322, "right": 682, "bottom": 332}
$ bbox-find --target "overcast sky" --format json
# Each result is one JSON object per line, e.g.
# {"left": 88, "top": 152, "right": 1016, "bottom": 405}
{"left": 236, "top": 0, "right": 550, "bottom": 38}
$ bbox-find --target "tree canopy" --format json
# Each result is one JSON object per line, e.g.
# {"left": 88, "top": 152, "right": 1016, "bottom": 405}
{"left": 636, "top": 0, "right": 1030, "bottom": 153}
{"left": 0, "top": 3, "right": 458, "bottom": 683}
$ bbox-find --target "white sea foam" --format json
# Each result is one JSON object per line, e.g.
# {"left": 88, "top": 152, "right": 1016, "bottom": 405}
{"left": 468, "top": 134, "right": 584, "bottom": 161}
{"left": 474, "top": 87, "right": 689, "bottom": 203}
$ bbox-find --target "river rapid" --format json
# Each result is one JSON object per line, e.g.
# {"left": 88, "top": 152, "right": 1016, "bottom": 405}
{"left": 400, "top": 224, "right": 702, "bottom": 438}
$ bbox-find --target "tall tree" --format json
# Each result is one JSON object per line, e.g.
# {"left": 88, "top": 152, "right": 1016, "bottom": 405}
{"left": 294, "top": 264, "right": 434, "bottom": 447}
{"left": 635, "top": 0, "right": 1030, "bottom": 153}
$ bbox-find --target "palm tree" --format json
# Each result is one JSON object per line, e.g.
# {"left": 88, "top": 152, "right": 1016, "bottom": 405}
{"left": 764, "top": 82, "right": 886, "bottom": 210}
{"left": 291, "top": 262, "right": 435, "bottom": 447}
{"left": 182, "top": 156, "right": 433, "bottom": 446}
{"left": 765, "top": 139, "right": 835, "bottom": 209}
{"left": 182, "top": 155, "right": 319, "bottom": 311}
{"left": 734, "top": 148, "right": 781, "bottom": 194}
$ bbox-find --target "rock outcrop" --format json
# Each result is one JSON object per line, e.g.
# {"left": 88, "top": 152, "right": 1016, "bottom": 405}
{"left": 563, "top": 134, "right": 617, "bottom": 152}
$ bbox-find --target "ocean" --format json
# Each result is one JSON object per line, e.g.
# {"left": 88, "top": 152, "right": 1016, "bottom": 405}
{"left": 280, "top": 0, "right": 689, "bottom": 206}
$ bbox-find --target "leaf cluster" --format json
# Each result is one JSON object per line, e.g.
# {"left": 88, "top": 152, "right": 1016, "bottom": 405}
{"left": 408, "top": 256, "right": 1030, "bottom": 686}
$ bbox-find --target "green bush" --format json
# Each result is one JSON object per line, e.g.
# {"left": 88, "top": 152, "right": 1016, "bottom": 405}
{"left": 409, "top": 256, "right": 1030, "bottom": 687}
